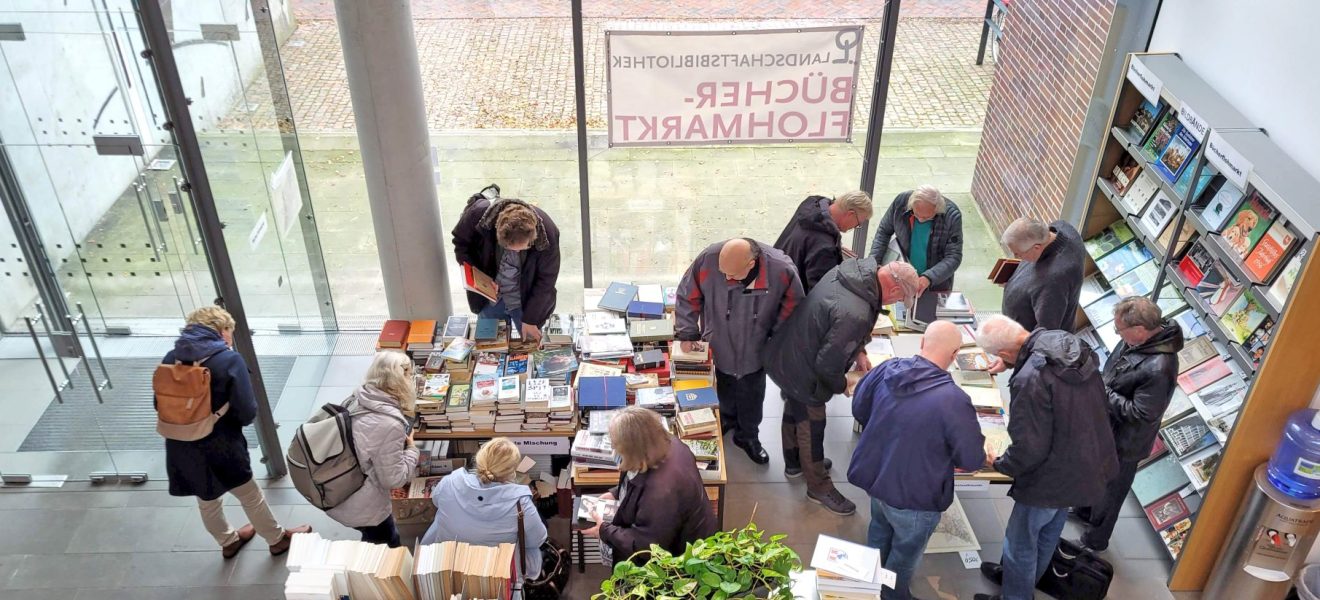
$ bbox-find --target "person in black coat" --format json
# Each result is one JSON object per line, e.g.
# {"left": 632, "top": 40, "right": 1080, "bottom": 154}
{"left": 998, "top": 217, "right": 1086, "bottom": 336}
{"left": 972, "top": 315, "right": 1118, "bottom": 600}
{"left": 581, "top": 407, "right": 716, "bottom": 564}
{"left": 868, "top": 186, "right": 964, "bottom": 294}
{"left": 773, "top": 191, "right": 873, "bottom": 294}
{"left": 451, "top": 185, "right": 561, "bottom": 341}
{"left": 762, "top": 257, "right": 921, "bottom": 515}
{"left": 1077, "top": 297, "right": 1182, "bottom": 551}
{"left": 160, "top": 307, "right": 310, "bottom": 559}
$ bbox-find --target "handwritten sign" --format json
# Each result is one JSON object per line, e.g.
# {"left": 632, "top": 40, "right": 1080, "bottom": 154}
{"left": 1126, "top": 57, "right": 1163, "bottom": 105}
{"left": 1206, "top": 130, "right": 1253, "bottom": 190}
{"left": 606, "top": 26, "right": 864, "bottom": 146}
{"left": 1177, "top": 102, "right": 1209, "bottom": 143}
{"left": 960, "top": 551, "right": 983, "bottom": 570}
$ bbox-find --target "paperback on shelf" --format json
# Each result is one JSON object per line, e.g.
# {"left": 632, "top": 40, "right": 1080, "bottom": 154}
{"left": 1265, "top": 250, "right": 1306, "bottom": 309}
{"left": 1095, "top": 241, "right": 1153, "bottom": 280}
{"left": 1222, "top": 191, "right": 1278, "bottom": 260}
{"left": 1141, "top": 110, "right": 1180, "bottom": 162}
{"left": 1126, "top": 97, "right": 1167, "bottom": 140}
{"left": 1159, "top": 412, "right": 1216, "bottom": 458}
{"left": 1152, "top": 122, "right": 1201, "bottom": 184}
{"left": 1198, "top": 179, "right": 1245, "bottom": 233}
{"left": 1244, "top": 220, "right": 1299, "bottom": 283}
{"left": 1218, "top": 291, "right": 1268, "bottom": 344}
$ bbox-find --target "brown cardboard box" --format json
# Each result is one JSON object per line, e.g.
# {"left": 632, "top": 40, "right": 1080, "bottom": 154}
{"left": 391, "top": 458, "right": 466, "bottom": 525}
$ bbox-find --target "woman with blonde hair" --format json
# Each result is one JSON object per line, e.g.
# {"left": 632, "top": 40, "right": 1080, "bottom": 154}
{"left": 582, "top": 406, "right": 716, "bottom": 564}
{"left": 325, "top": 350, "right": 418, "bottom": 547}
{"left": 421, "top": 437, "right": 548, "bottom": 579}
{"left": 161, "top": 305, "right": 312, "bottom": 559}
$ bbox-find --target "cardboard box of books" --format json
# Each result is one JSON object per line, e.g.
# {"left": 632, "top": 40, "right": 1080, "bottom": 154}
{"left": 391, "top": 458, "right": 466, "bottom": 525}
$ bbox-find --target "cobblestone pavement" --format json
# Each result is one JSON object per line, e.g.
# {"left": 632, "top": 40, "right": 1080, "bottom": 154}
{"left": 265, "top": 15, "right": 991, "bottom": 132}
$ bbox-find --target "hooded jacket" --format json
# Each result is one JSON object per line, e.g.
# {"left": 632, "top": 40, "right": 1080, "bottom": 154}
{"left": 847, "top": 356, "right": 986, "bottom": 512}
{"left": 600, "top": 437, "right": 717, "bottom": 565}
{"left": 1001, "top": 220, "right": 1086, "bottom": 332}
{"left": 995, "top": 329, "right": 1119, "bottom": 508}
{"left": 868, "top": 191, "right": 964, "bottom": 292}
{"left": 325, "top": 385, "right": 419, "bottom": 528}
{"left": 160, "top": 324, "right": 258, "bottom": 500}
{"left": 451, "top": 195, "right": 561, "bottom": 327}
{"left": 675, "top": 240, "right": 804, "bottom": 378}
{"left": 763, "top": 257, "right": 884, "bottom": 406}
{"left": 420, "top": 469, "right": 547, "bottom": 580}
{"left": 773, "top": 195, "right": 844, "bottom": 294}
{"left": 1103, "top": 321, "right": 1184, "bottom": 461}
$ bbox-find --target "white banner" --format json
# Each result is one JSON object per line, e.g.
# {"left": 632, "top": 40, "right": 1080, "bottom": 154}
{"left": 606, "top": 25, "right": 864, "bottom": 147}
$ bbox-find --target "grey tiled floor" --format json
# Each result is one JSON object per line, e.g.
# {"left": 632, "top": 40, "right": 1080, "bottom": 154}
{"left": 0, "top": 349, "right": 1200, "bottom": 598}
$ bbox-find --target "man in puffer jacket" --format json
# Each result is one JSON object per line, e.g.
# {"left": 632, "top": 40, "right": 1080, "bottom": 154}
{"left": 773, "top": 191, "right": 873, "bottom": 294}
{"left": 1077, "top": 297, "right": 1182, "bottom": 551}
{"left": 762, "top": 257, "right": 921, "bottom": 515}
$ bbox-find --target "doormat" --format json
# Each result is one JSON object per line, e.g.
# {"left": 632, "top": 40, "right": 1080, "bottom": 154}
{"left": 18, "top": 356, "right": 295, "bottom": 452}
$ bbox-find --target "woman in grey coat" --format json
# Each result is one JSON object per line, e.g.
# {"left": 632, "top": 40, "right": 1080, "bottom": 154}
{"left": 325, "top": 351, "right": 419, "bottom": 547}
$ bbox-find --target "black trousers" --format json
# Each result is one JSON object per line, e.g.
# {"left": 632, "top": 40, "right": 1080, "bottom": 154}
{"left": 715, "top": 369, "right": 766, "bottom": 447}
{"left": 782, "top": 393, "right": 832, "bottom": 494}
{"left": 1082, "top": 458, "right": 1140, "bottom": 550}
{"left": 355, "top": 514, "right": 401, "bottom": 548}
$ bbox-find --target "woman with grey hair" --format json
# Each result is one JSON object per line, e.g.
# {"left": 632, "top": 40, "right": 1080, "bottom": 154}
{"left": 324, "top": 350, "right": 419, "bottom": 547}
{"left": 868, "top": 185, "right": 965, "bottom": 294}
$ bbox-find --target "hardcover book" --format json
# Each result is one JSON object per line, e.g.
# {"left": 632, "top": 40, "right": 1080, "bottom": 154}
{"left": 1095, "top": 241, "right": 1153, "bottom": 280}
{"left": 1177, "top": 336, "right": 1217, "bottom": 374}
{"left": 987, "top": 257, "right": 1021, "bottom": 285}
{"left": 441, "top": 315, "right": 471, "bottom": 339}
{"left": 1157, "top": 220, "right": 1197, "bottom": 261}
{"left": 440, "top": 337, "right": 476, "bottom": 362}
{"left": 1120, "top": 171, "right": 1161, "bottom": 216}
{"left": 1163, "top": 388, "right": 1195, "bottom": 426}
{"left": 1207, "top": 411, "right": 1240, "bottom": 444}
{"left": 955, "top": 349, "right": 991, "bottom": 372}
{"left": 1173, "top": 309, "right": 1207, "bottom": 339}
{"left": 1141, "top": 110, "right": 1180, "bottom": 162}
{"left": 446, "top": 384, "right": 471, "bottom": 412}
{"left": 1222, "top": 191, "right": 1278, "bottom": 260}
{"left": 1138, "top": 191, "right": 1178, "bottom": 241}
{"left": 1132, "top": 453, "right": 1192, "bottom": 507}
{"left": 1084, "top": 221, "right": 1135, "bottom": 259}
{"left": 598, "top": 282, "right": 639, "bottom": 313}
{"left": 474, "top": 318, "right": 499, "bottom": 341}
{"left": 1177, "top": 358, "right": 1232, "bottom": 395}
{"left": 626, "top": 300, "right": 665, "bottom": 320}
{"left": 1181, "top": 444, "right": 1222, "bottom": 490}
{"left": 1079, "top": 274, "right": 1114, "bottom": 308}
{"left": 1177, "top": 241, "right": 1216, "bottom": 287}
{"left": 1160, "top": 412, "right": 1217, "bottom": 458}
{"left": 1207, "top": 278, "right": 1244, "bottom": 317}
{"left": 1152, "top": 124, "right": 1200, "bottom": 183}
{"left": 1144, "top": 493, "right": 1191, "bottom": 532}
{"left": 675, "top": 387, "right": 719, "bottom": 411}
{"left": 1173, "top": 160, "right": 1216, "bottom": 202}
{"left": 1244, "top": 220, "right": 1298, "bottom": 283}
{"left": 1191, "top": 374, "right": 1247, "bottom": 420}
{"left": 1108, "top": 152, "right": 1142, "bottom": 195}
{"left": 1082, "top": 291, "right": 1122, "bottom": 327}
{"left": 577, "top": 376, "right": 627, "bottom": 411}
{"left": 1161, "top": 517, "right": 1193, "bottom": 559}
{"left": 1198, "top": 179, "right": 1245, "bottom": 233}
{"left": 629, "top": 318, "right": 674, "bottom": 343}
{"left": 1219, "top": 291, "right": 1267, "bottom": 344}
{"left": 462, "top": 263, "right": 499, "bottom": 302}
{"left": 377, "top": 319, "right": 410, "bottom": 349}
{"left": 1111, "top": 260, "right": 1160, "bottom": 298}
{"left": 1155, "top": 283, "right": 1188, "bottom": 317}
{"left": 1127, "top": 98, "right": 1166, "bottom": 140}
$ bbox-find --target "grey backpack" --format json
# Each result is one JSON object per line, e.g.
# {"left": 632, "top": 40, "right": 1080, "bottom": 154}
{"left": 287, "top": 400, "right": 369, "bottom": 510}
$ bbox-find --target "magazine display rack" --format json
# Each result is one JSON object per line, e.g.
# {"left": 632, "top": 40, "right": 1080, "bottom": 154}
{"left": 1079, "top": 52, "right": 1320, "bottom": 590}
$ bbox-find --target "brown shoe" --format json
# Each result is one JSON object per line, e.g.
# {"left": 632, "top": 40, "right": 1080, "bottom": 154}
{"left": 222, "top": 524, "right": 256, "bottom": 559}
{"left": 270, "top": 524, "right": 313, "bottom": 556}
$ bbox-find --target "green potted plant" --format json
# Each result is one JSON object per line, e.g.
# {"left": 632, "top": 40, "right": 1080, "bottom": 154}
{"left": 592, "top": 522, "right": 802, "bottom": 600}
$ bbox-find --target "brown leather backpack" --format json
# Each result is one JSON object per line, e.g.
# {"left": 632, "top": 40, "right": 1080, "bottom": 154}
{"left": 153, "top": 352, "right": 229, "bottom": 441}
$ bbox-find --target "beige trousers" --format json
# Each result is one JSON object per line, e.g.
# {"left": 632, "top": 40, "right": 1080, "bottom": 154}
{"left": 197, "top": 478, "right": 286, "bottom": 547}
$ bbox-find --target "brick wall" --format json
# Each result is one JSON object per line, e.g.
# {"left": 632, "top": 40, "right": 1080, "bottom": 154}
{"left": 970, "top": 0, "right": 1116, "bottom": 236}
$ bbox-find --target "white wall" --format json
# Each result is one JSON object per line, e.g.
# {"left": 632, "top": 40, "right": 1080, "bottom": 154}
{"left": 1148, "top": 0, "right": 1320, "bottom": 183}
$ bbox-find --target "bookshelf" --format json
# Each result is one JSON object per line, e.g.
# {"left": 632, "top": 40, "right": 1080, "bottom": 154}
{"left": 1079, "top": 52, "right": 1320, "bottom": 590}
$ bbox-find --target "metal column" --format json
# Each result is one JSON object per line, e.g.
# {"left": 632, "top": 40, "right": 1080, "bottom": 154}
{"left": 571, "top": 0, "right": 594, "bottom": 288}
{"left": 133, "top": 0, "right": 288, "bottom": 477}
{"left": 852, "top": 0, "right": 902, "bottom": 257}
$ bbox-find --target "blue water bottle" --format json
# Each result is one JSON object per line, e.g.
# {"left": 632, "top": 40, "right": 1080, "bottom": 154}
{"left": 1267, "top": 409, "right": 1320, "bottom": 499}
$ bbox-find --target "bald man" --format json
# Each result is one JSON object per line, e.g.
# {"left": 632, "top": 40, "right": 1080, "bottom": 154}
{"left": 846, "top": 320, "right": 988, "bottom": 598}
{"left": 763, "top": 257, "right": 923, "bottom": 515}
{"left": 676, "top": 238, "right": 804, "bottom": 464}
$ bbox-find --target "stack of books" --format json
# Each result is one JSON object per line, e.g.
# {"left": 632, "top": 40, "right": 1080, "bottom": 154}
{"left": 407, "top": 319, "right": 438, "bottom": 353}
{"left": 577, "top": 376, "right": 627, "bottom": 416}
{"left": 414, "top": 540, "right": 515, "bottom": 600}
{"left": 377, "top": 319, "right": 410, "bottom": 351}
{"left": 469, "top": 376, "right": 499, "bottom": 430}
{"left": 493, "top": 376, "right": 524, "bottom": 433}
{"left": 636, "top": 386, "right": 677, "bottom": 416}
{"left": 542, "top": 313, "right": 578, "bottom": 347}
{"left": 522, "top": 378, "right": 553, "bottom": 432}
{"left": 548, "top": 385, "right": 576, "bottom": 432}
{"left": 284, "top": 533, "right": 416, "bottom": 600}
{"left": 810, "top": 534, "right": 891, "bottom": 600}
{"left": 676, "top": 407, "right": 719, "bottom": 438}
{"left": 581, "top": 333, "right": 634, "bottom": 361}
{"left": 531, "top": 348, "right": 579, "bottom": 385}
{"left": 441, "top": 338, "right": 475, "bottom": 383}
{"left": 444, "top": 384, "right": 471, "bottom": 433}
{"left": 623, "top": 372, "right": 659, "bottom": 403}
{"left": 571, "top": 429, "right": 619, "bottom": 470}
{"left": 935, "top": 292, "right": 975, "bottom": 324}
{"left": 416, "top": 373, "right": 450, "bottom": 429}
{"left": 670, "top": 341, "right": 714, "bottom": 382}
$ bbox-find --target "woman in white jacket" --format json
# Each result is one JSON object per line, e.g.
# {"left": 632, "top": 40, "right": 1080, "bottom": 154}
{"left": 421, "top": 437, "right": 548, "bottom": 579}
{"left": 326, "top": 351, "right": 418, "bottom": 547}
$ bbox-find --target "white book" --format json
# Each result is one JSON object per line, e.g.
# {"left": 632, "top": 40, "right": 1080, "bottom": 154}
{"left": 809, "top": 535, "right": 893, "bottom": 590}
{"left": 637, "top": 284, "right": 665, "bottom": 304}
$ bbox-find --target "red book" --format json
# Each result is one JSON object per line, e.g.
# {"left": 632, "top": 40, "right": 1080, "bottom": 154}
{"left": 377, "top": 319, "right": 410, "bottom": 349}
{"left": 1177, "top": 359, "right": 1232, "bottom": 395}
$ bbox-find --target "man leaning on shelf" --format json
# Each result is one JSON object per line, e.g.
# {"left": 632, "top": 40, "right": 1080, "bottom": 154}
{"left": 868, "top": 185, "right": 965, "bottom": 294}
{"left": 451, "top": 184, "right": 561, "bottom": 342}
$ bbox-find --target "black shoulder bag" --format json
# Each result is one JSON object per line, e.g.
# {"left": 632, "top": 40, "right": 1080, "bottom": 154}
{"left": 517, "top": 499, "right": 571, "bottom": 599}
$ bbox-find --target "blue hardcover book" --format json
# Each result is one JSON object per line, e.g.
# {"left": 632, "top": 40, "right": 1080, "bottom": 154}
{"left": 1152, "top": 123, "right": 1201, "bottom": 184}
{"left": 675, "top": 386, "right": 719, "bottom": 411}
{"left": 626, "top": 300, "right": 665, "bottom": 320}
{"left": 599, "top": 282, "right": 638, "bottom": 313}
{"left": 474, "top": 318, "right": 499, "bottom": 341}
{"left": 577, "top": 376, "right": 627, "bottom": 411}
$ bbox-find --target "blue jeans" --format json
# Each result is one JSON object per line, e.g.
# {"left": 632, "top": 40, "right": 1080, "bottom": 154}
{"left": 867, "top": 498, "right": 942, "bottom": 600}
{"left": 479, "top": 297, "right": 523, "bottom": 329}
{"left": 1000, "top": 502, "right": 1068, "bottom": 600}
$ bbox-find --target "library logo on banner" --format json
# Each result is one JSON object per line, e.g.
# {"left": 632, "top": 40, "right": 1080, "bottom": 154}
{"left": 1126, "top": 57, "right": 1162, "bottom": 105}
{"left": 1177, "top": 103, "right": 1209, "bottom": 143}
{"left": 1206, "top": 130, "right": 1253, "bottom": 190}
{"left": 605, "top": 25, "right": 864, "bottom": 146}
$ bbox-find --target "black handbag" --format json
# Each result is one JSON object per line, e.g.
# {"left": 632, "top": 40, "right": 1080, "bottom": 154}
{"left": 517, "top": 501, "right": 571, "bottom": 599}
{"left": 1036, "top": 538, "right": 1113, "bottom": 600}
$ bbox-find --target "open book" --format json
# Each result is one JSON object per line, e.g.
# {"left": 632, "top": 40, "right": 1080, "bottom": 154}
{"left": 462, "top": 263, "right": 499, "bottom": 302}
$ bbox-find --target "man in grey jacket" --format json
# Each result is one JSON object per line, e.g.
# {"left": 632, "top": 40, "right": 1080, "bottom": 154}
{"left": 676, "top": 238, "right": 804, "bottom": 464}
{"left": 762, "top": 257, "right": 921, "bottom": 514}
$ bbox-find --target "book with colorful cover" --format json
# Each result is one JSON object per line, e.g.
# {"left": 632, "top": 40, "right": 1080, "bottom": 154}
{"left": 1266, "top": 251, "right": 1306, "bottom": 310}
{"left": 1152, "top": 123, "right": 1200, "bottom": 183}
{"left": 1221, "top": 191, "right": 1278, "bottom": 260}
{"left": 1198, "top": 179, "right": 1245, "bottom": 232}
{"left": 1207, "top": 278, "right": 1244, "bottom": 317}
{"left": 1182, "top": 444, "right": 1222, "bottom": 490}
{"left": 1173, "top": 160, "right": 1216, "bottom": 202}
{"left": 1084, "top": 221, "right": 1136, "bottom": 259}
{"left": 1218, "top": 291, "right": 1267, "bottom": 345}
{"left": 446, "top": 384, "right": 471, "bottom": 412}
{"left": 1108, "top": 152, "right": 1142, "bottom": 195}
{"left": 1177, "top": 241, "right": 1216, "bottom": 287}
{"left": 1244, "top": 220, "right": 1298, "bottom": 283}
{"left": 1159, "top": 412, "right": 1217, "bottom": 458}
{"left": 1173, "top": 309, "right": 1207, "bottom": 339}
{"left": 440, "top": 337, "right": 476, "bottom": 362}
{"left": 1112, "top": 260, "right": 1160, "bottom": 298}
{"left": 1095, "top": 241, "right": 1153, "bottom": 280}
{"left": 1244, "top": 316, "right": 1276, "bottom": 367}
{"left": 1177, "top": 358, "right": 1232, "bottom": 395}
{"left": 1141, "top": 110, "right": 1180, "bottom": 162}
{"left": 462, "top": 263, "right": 499, "bottom": 302}
{"left": 1127, "top": 98, "right": 1166, "bottom": 140}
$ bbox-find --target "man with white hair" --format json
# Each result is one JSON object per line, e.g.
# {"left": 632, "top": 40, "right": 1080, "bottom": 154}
{"left": 972, "top": 315, "right": 1117, "bottom": 600}
{"left": 774, "top": 190, "right": 874, "bottom": 293}
{"left": 868, "top": 186, "right": 965, "bottom": 294}
{"left": 999, "top": 216, "right": 1086, "bottom": 334}
{"left": 763, "top": 257, "right": 921, "bottom": 515}
{"left": 847, "top": 320, "right": 989, "bottom": 599}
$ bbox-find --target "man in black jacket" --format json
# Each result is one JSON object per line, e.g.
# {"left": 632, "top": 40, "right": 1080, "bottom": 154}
{"left": 451, "top": 186, "right": 560, "bottom": 341}
{"left": 1076, "top": 297, "right": 1182, "bottom": 551}
{"left": 972, "top": 315, "right": 1118, "bottom": 600}
{"left": 868, "top": 186, "right": 964, "bottom": 294}
{"left": 763, "top": 257, "right": 921, "bottom": 515}
{"left": 773, "top": 191, "right": 873, "bottom": 294}
{"left": 999, "top": 217, "right": 1086, "bottom": 334}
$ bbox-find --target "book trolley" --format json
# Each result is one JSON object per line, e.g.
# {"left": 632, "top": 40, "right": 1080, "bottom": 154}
{"left": 1080, "top": 52, "right": 1320, "bottom": 590}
